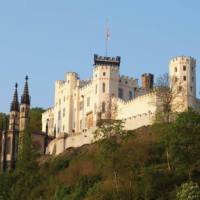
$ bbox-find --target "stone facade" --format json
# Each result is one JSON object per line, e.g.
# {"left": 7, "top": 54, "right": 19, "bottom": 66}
{"left": 43, "top": 55, "right": 200, "bottom": 155}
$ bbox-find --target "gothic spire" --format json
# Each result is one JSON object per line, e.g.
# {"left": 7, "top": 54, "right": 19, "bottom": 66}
{"left": 10, "top": 83, "right": 19, "bottom": 112}
{"left": 21, "top": 76, "right": 30, "bottom": 105}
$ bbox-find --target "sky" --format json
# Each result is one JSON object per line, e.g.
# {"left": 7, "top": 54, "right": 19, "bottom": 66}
{"left": 0, "top": 0, "right": 200, "bottom": 113}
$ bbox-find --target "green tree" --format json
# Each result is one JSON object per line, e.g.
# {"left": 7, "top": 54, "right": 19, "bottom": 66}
{"left": 176, "top": 181, "right": 200, "bottom": 200}
{"left": 165, "top": 110, "right": 200, "bottom": 179}
{"left": 29, "top": 107, "right": 45, "bottom": 133}
{"left": 94, "top": 119, "right": 126, "bottom": 141}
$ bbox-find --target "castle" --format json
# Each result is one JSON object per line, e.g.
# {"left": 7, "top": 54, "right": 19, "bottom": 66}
{"left": 42, "top": 54, "right": 200, "bottom": 155}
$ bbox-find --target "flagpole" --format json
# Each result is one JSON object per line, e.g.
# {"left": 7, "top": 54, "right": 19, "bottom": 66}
{"left": 105, "top": 19, "right": 110, "bottom": 57}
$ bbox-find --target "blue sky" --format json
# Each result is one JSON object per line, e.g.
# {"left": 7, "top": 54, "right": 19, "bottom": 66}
{"left": 0, "top": 0, "right": 200, "bottom": 113}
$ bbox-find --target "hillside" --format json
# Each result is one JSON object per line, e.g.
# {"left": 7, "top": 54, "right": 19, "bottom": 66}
{"left": 1, "top": 110, "right": 200, "bottom": 200}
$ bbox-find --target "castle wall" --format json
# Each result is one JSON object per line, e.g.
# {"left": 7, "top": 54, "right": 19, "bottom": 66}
{"left": 116, "top": 93, "right": 157, "bottom": 130}
{"left": 42, "top": 54, "right": 198, "bottom": 156}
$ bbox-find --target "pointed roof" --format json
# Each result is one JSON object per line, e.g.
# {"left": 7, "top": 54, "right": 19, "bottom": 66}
{"left": 21, "top": 76, "right": 30, "bottom": 105}
{"left": 10, "top": 83, "right": 19, "bottom": 112}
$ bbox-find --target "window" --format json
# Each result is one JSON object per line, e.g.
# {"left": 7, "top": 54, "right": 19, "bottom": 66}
{"left": 183, "top": 65, "right": 186, "bottom": 71}
{"left": 58, "top": 111, "right": 61, "bottom": 120}
{"left": 192, "top": 77, "right": 194, "bottom": 82}
{"left": 80, "top": 101, "right": 84, "bottom": 110}
{"left": 179, "top": 86, "right": 182, "bottom": 91}
{"left": 6, "top": 137, "right": 11, "bottom": 154}
{"left": 190, "top": 86, "right": 193, "bottom": 92}
{"left": 192, "top": 67, "right": 194, "bottom": 72}
{"left": 183, "top": 76, "right": 186, "bottom": 81}
{"left": 175, "top": 77, "right": 178, "bottom": 82}
{"left": 63, "top": 125, "right": 65, "bottom": 131}
{"left": 63, "top": 108, "right": 66, "bottom": 117}
{"left": 95, "top": 85, "right": 98, "bottom": 94}
{"left": 125, "top": 81, "right": 128, "bottom": 84}
{"left": 102, "top": 83, "right": 106, "bottom": 93}
{"left": 103, "top": 72, "right": 106, "bottom": 76}
{"left": 118, "top": 88, "right": 124, "bottom": 99}
{"left": 174, "top": 67, "right": 177, "bottom": 72}
{"left": 80, "top": 120, "right": 82, "bottom": 129}
{"left": 63, "top": 96, "right": 65, "bottom": 102}
{"left": 102, "top": 102, "right": 106, "bottom": 113}
{"left": 129, "top": 91, "right": 133, "bottom": 99}
{"left": 87, "top": 97, "right": 90, "bottom": 107}
{"left": 59, "top": 99, "right": 61, "bottom": 105}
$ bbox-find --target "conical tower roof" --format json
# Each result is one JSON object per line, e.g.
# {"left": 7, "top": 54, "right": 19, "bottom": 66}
{"left": 21, "top": 76, "right": 30, "bottom": 105}
{"left": 10, "top": 83, "right": 19, "bottom": 112}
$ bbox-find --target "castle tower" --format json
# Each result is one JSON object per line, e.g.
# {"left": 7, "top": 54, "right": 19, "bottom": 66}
{"left": 93, "top": 54, "right": 120, "bottom": 120}
{"left": 19, "top": 76, "right": 30, "bottom": 151}
{"left": 1, "top": 83, "right": 20, "bottom": 171}
{"left": 141, "top": 73, "right": 154, "bottom": 91}
{"left": 169, "top": 56, "right": 196, "bottom": 111}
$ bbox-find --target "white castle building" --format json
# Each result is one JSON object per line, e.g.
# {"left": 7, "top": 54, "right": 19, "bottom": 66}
{"left": 42, "top": 54, "right": 200, "bottom": 155}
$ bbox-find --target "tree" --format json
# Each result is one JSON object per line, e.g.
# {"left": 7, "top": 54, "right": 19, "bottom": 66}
{"left": 176, "top": 181, "right": 200, "bottom": 200}
{"left": 167, "top": 110, "right": 200, "bottom": 179}
{"left": 154, "top": 73, "right": 185, "bottom": 123}
{"left": 29, "top": 107, "right": 45, "bottom": 133}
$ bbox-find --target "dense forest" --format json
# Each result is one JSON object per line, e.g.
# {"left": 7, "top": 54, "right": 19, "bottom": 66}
{"left": 1, "top": 109, "right": 200, "bottom": 199}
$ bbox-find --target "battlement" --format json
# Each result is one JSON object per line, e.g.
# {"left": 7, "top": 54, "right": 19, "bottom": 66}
{"left": 79, "top": 79, "right": 92, "bottom": 90}
{"left": 94, "top": 54, "right": 121, "bottom": 66}
{"left": 170, "top": 56, "right": 196, "bottom": 64}
{"left": 119, "top": 75, "right": 137, "bottom": 85}
{"left": 114, "top": 92, "right": 156, "bottom": 106}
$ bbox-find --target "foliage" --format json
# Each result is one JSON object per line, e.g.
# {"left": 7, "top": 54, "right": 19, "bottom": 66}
{"left": 176, "top": 181, "right": 200, "bottom": 200}
{"left": 0, "top": 110, "right": 200, "bottom": 199}
{"left": 94, "top": 119, "right": 126, "bottom": 140}
{"left": 29, "top": 107, "right": 45, "bottom": 133}
{"left": 0, "top": 113, "right": 9, "bottom": 131}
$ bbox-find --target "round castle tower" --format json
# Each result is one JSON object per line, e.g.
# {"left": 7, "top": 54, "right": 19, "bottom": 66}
{"left": 169, "top": 56, "right": 196, "bottom": 110}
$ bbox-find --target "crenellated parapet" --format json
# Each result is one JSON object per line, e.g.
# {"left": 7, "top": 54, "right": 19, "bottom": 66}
{"left": 94, "top": 54, "right": 120, "bottom": 67}
{"left": 119, "top": 75, "right": 138, "bottom": 86}
{"left": 114, "top": 92, "right": 156, "bottom": 106}
{"left": 169, "top": 56, "right": 196, "bottom": 65}
{"left": 79, "top": 79, "right": 92, "bottom": 88}
{"left": 79, "top": 81, "right": 93, "bottom": 91}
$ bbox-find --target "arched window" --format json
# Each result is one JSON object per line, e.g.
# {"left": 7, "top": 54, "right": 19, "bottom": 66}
{"left": 102, "top": 83, "right": 106, "bottom": 93}
{"left": 102, "top": 102, "right": 106, "bottom": 113}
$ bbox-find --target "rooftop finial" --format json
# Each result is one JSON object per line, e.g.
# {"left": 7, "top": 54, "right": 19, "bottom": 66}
{"left": 21, "top": 75, "right": 30, "bottom": 105}
{"left": 10, "top": 83, "right": 19, "bottom": 112}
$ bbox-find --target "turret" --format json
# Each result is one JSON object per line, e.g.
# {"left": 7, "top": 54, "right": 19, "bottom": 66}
{"left": 1, "top": 83, "right": 20, "bottom": 171}
{"left": 9, "top": 83, "right": 20, "bottom": 131}
{"left": 93, "top": 54, "right": 120, "bottom": 120}
{"left": 19, "top": 76, "right": 31, "bottom": 150}
{"left": 141, "top": 73, "right": 154, "bottom": 91}
{"left": 169, "top": 56, "right": 196, "bottom": 110}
